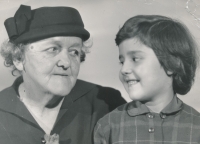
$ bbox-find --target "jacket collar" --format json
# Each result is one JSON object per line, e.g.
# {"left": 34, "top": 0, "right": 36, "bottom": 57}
{"left": 61, "top": 79, "right": 96, "bottom": 109}
{"left": 127, "top": 96, "right": 183, "bottom": 116}
{"left": 0, "top": 76, "right": 96, "bottom": 117}
{"left": 0, "top": 76, "right": 38, "bottom": 125}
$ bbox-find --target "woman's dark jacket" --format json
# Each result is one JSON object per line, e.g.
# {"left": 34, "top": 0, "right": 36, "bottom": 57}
{"left": 0, "top": 77, "right": 125, "bottom": 144}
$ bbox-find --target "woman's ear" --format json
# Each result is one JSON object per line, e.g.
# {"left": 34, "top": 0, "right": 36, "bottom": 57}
{"left": 13, "top": 60, "right": 24, "bottom": 71}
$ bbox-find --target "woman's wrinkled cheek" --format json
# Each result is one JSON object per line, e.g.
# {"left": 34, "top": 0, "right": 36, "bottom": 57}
{"left": 71, "top": 61, "right": 80, "bottom": 76}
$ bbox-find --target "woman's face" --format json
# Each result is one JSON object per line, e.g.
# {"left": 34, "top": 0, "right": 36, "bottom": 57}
{"left": 18, "top": 36, "right": 82, "bottom": 96}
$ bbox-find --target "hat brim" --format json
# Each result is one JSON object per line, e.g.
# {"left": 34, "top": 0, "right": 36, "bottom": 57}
{"left": 13, "top": 25, "right": 90, "bottom": 44}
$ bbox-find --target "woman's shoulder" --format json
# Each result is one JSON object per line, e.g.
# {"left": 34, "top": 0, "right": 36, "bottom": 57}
{"left": 0, "top": 76, "right": 22, "bottom": 98}
{"left": 0, "top": 84, "right": 18, "bottom": 107}
{"left": 0, "top": 86, "right": 16, "bottom": 99}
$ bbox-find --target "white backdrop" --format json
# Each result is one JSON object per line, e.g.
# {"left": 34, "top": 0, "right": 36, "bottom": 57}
{"left": 0, "top": 0, "right": 200, "bottom": 110}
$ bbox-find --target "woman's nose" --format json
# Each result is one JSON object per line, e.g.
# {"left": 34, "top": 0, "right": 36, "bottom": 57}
{"left": 57, "top": 53, "right": 71, "bottom": 70}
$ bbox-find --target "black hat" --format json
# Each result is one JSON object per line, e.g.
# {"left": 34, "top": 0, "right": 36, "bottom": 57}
{"left": 4, "top": 5, "right": 90, "bottom": 44}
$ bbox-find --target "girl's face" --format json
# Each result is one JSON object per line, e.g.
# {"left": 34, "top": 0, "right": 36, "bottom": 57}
{"left": 16, "top": 36, "right": 82, "bottom": 96}
{"left": 119, "top": 38, "right": 173, "bottom": 103}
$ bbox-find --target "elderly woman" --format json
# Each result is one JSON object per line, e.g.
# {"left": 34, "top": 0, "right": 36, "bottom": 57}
{"left": 0, "top": 5, "right": 125, "bottom": 144}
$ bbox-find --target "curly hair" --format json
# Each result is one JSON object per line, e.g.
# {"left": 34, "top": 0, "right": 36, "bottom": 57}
{"left": 0, "top": 39, "right": 92, "bottom": 76}
{"left": 115, "top": 15, "right": 199, "bottom": 95}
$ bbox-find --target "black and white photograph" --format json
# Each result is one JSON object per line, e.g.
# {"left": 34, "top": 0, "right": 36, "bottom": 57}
{"left": 0, "top": 0, "right": 200, "bottom": 143}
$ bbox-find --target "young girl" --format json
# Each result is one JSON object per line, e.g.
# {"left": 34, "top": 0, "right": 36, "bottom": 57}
{"left": 94, "top": 15, "right": 200, "bottom": 144}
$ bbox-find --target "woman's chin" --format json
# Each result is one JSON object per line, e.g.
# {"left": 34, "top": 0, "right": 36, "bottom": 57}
{"left": 46, "top": 79, "right": 76, "bottom": 96}
{"left": 50, "top": 88, "right": 72, "bottom": 97}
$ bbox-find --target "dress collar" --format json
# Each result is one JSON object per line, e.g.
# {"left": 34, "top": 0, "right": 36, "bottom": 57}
{"left": 127, "top": 96, "right": 183, "bottom": 116}
{"left": 161, "top": 95, "right": 183, "bottom": 114}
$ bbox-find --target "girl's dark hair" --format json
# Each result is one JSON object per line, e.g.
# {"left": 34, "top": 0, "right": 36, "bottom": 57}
{"left": 115, "top": 15, "right": 199, "bottom": 95}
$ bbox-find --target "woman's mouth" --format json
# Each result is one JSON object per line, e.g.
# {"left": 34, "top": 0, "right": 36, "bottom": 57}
{"left": 54, "top": 73, "right": 69, "bottom": 77}
{"left": 54, "top": 74, "right": 69, "bottom": 78}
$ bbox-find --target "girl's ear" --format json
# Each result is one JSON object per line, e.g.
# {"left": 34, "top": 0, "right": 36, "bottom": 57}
{"left": 13, "top": 60, "right": 24, "bottom": 71}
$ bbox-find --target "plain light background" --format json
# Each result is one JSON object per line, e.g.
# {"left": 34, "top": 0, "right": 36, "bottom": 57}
{"left": 0, "top": 0, "right": 200, "bottom": 110}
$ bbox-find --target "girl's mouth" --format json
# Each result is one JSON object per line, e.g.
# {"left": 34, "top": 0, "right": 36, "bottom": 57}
{"left": 127, "top": 80, "right": 139, "bottom": 86}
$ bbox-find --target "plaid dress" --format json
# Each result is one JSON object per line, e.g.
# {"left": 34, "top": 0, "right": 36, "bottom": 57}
{"left": 94, "top": 96, "right": 200, "bottom": 144}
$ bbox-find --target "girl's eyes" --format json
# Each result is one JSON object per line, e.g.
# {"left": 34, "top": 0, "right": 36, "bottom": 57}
{"left": 132, "top": 57, "right": 140, "bottom": 62}
{"left": 119, "top": 57, "right": 140, "bottom": 65}
{"left": 119, "top": 61, "right": 124, "bottom": 65}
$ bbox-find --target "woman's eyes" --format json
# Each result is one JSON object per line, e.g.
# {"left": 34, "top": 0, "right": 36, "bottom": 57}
{"left": 46, "top": 47, "right": 60, "bottom": 53}
{"left": 44, "top": 47, "right": 79, "bottom": 56}
{"left": 69, "top": 49, "right": 80, "bottom": 56}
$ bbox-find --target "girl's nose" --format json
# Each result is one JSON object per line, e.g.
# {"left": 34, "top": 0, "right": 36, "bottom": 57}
{"left": 120, "top": 61, "right": 133, "bottom": 75}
